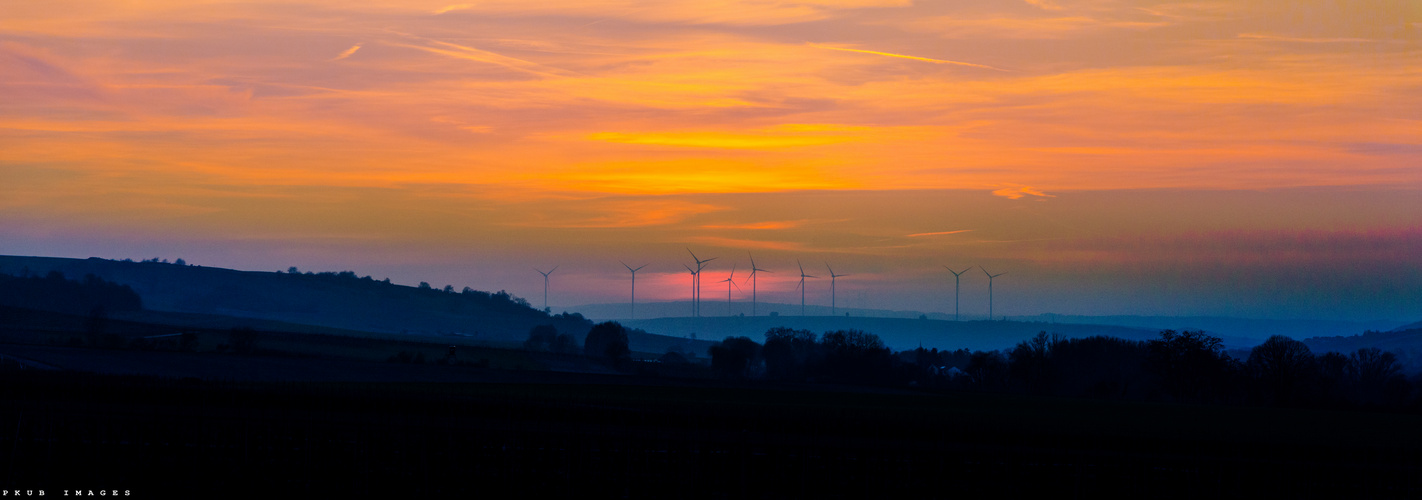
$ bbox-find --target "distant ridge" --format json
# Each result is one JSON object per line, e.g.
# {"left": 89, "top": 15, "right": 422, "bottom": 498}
{"left": 616, "top": 316, "right": 1161, "bottom": 352}
{"left": 1392, "top": 320, "right": 1422, "bottom": 332}
{"left": 0, "top": 255, "right": 700, "bottom": 353}
{"left": 569, "top": 303, "right": 1405, "bottom": 348}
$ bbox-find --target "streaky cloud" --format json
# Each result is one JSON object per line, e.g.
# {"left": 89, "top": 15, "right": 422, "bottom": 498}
{"left": 992, "top": 186, "right": 1055, "bottom": 200}
{"left": 702, "top": 221, "right": 804, "bottom": 230}
{"left": 331, "top": 44, "right": 362, "bottom": 61}
{"left": 1236, "top": 33, "right": 1379, "bottom": 44}
{"left": 907, "top": 229, "right": 974, "bottom": 237}
{"left": 433, "top": 4, "right": 475, "bottom": 15}
{"left": 807, "top": 43, "right": 1009, "bottom": 71}
{"left": 384, "top": 32, "right": 577, "bottom": 79}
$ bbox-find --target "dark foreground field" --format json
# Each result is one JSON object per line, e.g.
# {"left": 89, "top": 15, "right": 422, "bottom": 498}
{"left": 3, "top": 368, "right": 1421, "bottom": 498}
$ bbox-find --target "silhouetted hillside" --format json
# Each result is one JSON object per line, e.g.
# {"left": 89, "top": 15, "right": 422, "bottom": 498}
{"left": 0, "top": 271, "right": 141, "bottom": 315}
{"left": 0, "top": 255, "right": 591, "bottom": 345}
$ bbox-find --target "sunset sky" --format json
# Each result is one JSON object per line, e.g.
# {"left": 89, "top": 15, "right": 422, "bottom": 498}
{"left": 2, "top": 0, "right": 1420, "bottom": 321}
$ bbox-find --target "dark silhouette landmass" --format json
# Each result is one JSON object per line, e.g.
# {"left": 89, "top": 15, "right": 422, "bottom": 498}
{"left": 3, "top": 254, "right": 1422, "bottom": 496}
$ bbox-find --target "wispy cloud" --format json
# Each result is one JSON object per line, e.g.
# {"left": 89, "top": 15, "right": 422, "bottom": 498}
{"left": 807, "top": 43, "right": 1008, "bottom": 71}
{"left": 904, "top": 16, "right": 1169, "bottom": 39}
{"left": 1236, "top": 33, "right": 1377, "bottom": 44}
{"left": 384, "top": 34, "right": 576, "bottom": 78}
{"left": 587, "top": 131, "right": 854, "bottom": 149}
{"left": 1023, "top": 0, "right": 1065, "bottom": 11}
{"left": 331, "top": 43, "right": 362, "bottom": 61}
{"left": 906, "top": 229, "right": 974, "bottom": 237}
{"left": 433, "top": 4, "right": 475, "bottom": 15}
{"left": 702, "top": 221, "right": 804, "bottom": 230}
{"left": 508, "top": 199, "right": 727, "bottom": 228}
{"left": 992, "top": 186, "right": 1055, "bottom": 200}
{"left": 685, "top": 236, "right": 808, "bottom": 252}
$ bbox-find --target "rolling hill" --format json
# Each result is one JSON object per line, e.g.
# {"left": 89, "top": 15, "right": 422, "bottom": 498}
{"left": 0, "top": 255, "right": 709, "bottom": 355}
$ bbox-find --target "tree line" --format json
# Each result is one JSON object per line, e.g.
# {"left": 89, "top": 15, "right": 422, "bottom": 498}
{"left": 694, "top": 327, "right": 1417, "bottom": 411}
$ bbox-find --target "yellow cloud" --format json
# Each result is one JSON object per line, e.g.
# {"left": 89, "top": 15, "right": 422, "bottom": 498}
{"left": 702, "top": 221, "right": 804, "bottom": 230}
{"left": 535, "top": 159, "right": 858, "bottom": 194}
{"left": 992, "top": 186, "right": 1055, "bottom": 200}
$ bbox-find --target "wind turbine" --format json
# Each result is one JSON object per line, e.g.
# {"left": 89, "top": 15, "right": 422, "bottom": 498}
{"left": 795, "top": 260, "right": 818, "bottom": 316}
{"left": 534, "top": 266, "right": 558, "bottom": 313}
{"left": 715, "top": 264, "right": 740, "bottom": 316}
{"left": 683, "top": 264, "right": 699, "bottom": 318}
{"left": 621, "top": 262, "right": 647, "bottom": 319}
{"left": 687, "top": 249, "right": 716, "bottom": 317}
{"left": 746, "top": 252, "right": 772, "bottom": 317}
{"left": 825, "top": 263, "right": 850, "bottom": 316}
{"left": 981, "top": 266, "right": 1006, "bottom": 321}
{"left": 945, "top": 266, "right": 973, "bottom": 321}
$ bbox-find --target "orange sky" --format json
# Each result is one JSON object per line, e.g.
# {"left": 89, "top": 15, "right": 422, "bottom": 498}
{"left": 2, "top": 0, "right": 1420, "bottom": 320}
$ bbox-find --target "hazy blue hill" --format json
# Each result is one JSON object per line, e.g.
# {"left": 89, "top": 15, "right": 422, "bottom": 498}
{"left": 570, "top": 300, "right": 953, "bottom": 321}
{"left": 1303, "top": 327, "right": 1422, "bottom": 369}
{"left": 572, "top": 302, "right": 1401, "bottom": 349}
{"left": 1392, "top": 320, "right": 1422, "bottom": 332}
{"left": 1012, "top": 314, "right": 1406, "bottom": 344}
{"left": 0, "top": 255, "right": 593, "bottom": 346}
{"left": 619, "top": 315, "right": 1161, "bottom": 352}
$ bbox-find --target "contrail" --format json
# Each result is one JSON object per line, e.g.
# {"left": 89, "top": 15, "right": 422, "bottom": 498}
{"left": 808, "top": 43, "right": 1008, "bottom": 71}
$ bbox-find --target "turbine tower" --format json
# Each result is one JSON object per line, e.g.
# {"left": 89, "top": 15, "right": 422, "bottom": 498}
{"left": 683, "top": 264, "right": 699, "bottom": 318}
{"left": 795, "top": 260, "right": 818, "bottom": 316}
{"left": 746, "top": 252, "right": 772, "bottom": 317}
{"left": 715, "top": 264, "right": 740, "bottom": 316}
{"left": 825, "top": 263, "right": 850, "bottom": 316}
{"left": 981, "top": 266, "right": 1006, "bottom": 321}
{"left": 945, "top": 265, "right": 973, "bottom": 321}
{"left": 534, "top": 266, "right": 558, "bottom": 313}
{"left": 688, "top": 249, "right": 716, "bottom": 317}
{"left": 621, "top": 261, "right": 647, "bottom": 319}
